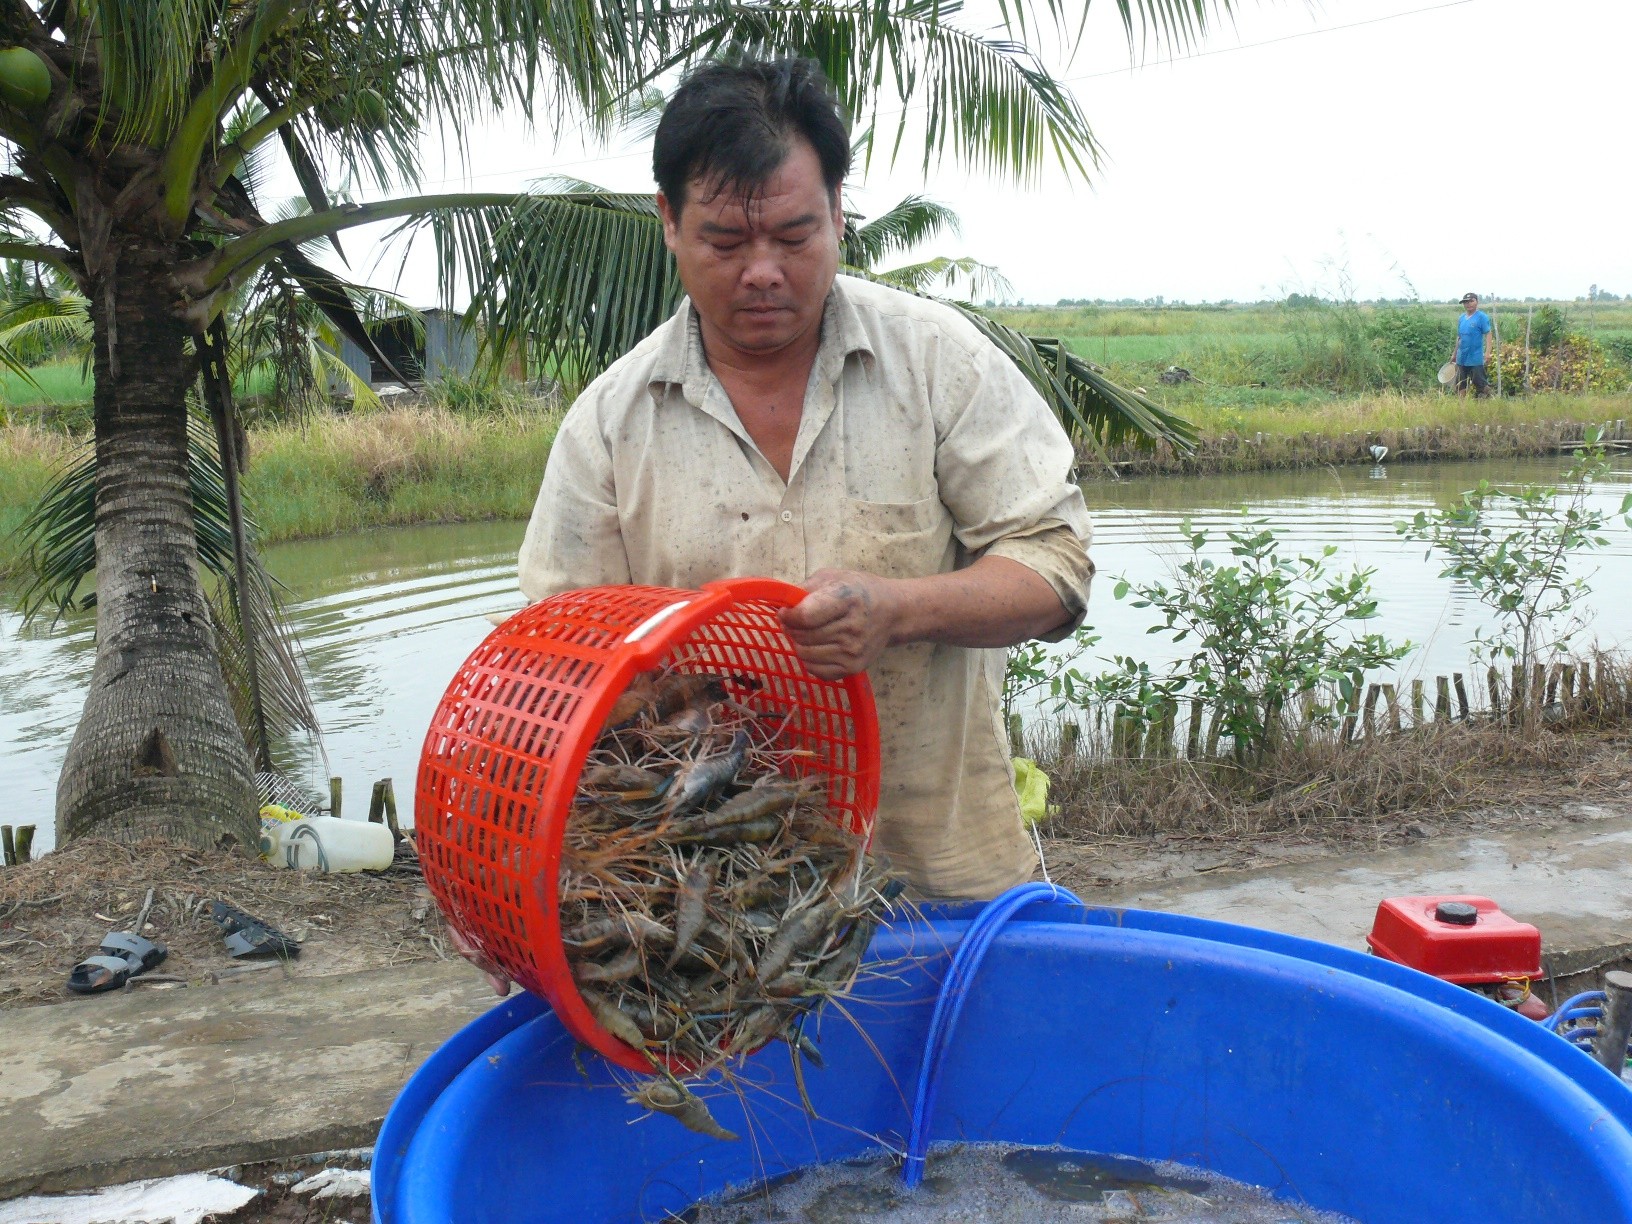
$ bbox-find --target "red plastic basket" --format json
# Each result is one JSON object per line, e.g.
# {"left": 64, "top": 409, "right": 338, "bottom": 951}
{"left": 415, "top": 578, "right": 881, "bottom": 1072}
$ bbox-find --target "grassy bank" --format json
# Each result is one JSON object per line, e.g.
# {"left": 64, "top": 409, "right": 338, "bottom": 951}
{"left": 0, "top": 404, "right": 563, "bottom": 579}
{"left": 242, "top": 404, "right": 562, "bottom": 542}
{"left": 3, "top": 387, "right": 1628, "bottom": 580}
{"left": 1088, "top": 390, "right": 1632, "bottom": 478}
{"left": 993, "top": 300, "right": 1632, "bottom": 404}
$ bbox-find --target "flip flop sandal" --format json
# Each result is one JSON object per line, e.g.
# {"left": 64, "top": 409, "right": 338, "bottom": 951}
{"left": 209, "top": 900, "right": 301, "bottom": 960}
{"left": 67, "top": 931, "right": 168, "bottom": 995}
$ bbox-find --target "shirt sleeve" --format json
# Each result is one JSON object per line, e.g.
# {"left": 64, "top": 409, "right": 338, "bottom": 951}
{"left": 931, "top": 336, "right": 1095, "bottom": 636}
{"left": 516, "top": 401, "right": 633, "bottom": 601}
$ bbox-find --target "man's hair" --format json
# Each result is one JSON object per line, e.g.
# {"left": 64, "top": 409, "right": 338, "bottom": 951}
{"left": 653, "top": 59, "right": 851, "bottom": 216}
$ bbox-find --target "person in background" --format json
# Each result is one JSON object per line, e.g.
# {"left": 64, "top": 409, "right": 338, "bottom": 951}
{"left": 1451, "top": 292, "right": 1494, "bottom": 397}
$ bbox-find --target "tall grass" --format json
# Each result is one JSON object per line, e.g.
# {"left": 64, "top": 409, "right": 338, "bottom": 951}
{"left": 0, "top": 424, "right": 75, "bottom": 577}
{"left": 243, "top": 402, "right": 564, "bottom": 543}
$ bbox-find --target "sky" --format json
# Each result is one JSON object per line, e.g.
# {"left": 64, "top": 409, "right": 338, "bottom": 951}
{"left": 290, "top": 0, "right": 1632, "bottom": 307}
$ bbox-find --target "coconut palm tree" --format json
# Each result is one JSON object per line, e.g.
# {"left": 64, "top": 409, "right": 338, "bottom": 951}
{"left": 0, "top": 0, "right": 1231, "bottom": 853}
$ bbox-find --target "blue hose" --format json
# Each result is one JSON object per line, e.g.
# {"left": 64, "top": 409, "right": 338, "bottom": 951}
{"left": 900, "top": 882, "right": 1082, "bottom": 1189}
{"left": 1545, "top": 991, "right": 1607, "bottom": 1031}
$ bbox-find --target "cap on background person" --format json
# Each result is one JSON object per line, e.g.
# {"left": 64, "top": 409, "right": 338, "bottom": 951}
{"left": 1461, "top": 292, "right": 1479, "bottom": 303}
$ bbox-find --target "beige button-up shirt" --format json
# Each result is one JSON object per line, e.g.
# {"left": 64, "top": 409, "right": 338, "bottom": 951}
{"left": 519, "top": 275, "right": 1093, "bottom": 898}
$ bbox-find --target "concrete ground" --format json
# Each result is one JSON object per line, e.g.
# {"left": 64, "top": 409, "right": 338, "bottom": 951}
{"left": 5, "top": 811, "right": 1631, "bottom": 1203}
{"left": 0, "top": 960, "right": 495, "bottom": 1199}
{"left": 1085, "top": 809, "right": 1632, "bottom": 978}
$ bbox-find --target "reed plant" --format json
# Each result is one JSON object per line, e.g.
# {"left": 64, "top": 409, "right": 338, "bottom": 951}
{"left": 242, "top": 400, "right": 564, "bottom": 544}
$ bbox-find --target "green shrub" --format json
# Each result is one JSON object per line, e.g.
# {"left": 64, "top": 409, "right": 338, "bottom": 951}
{"left": 1367, "top": 307, "right": 1444, "bottom": 386}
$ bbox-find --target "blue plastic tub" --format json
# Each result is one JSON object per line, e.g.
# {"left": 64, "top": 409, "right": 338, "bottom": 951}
{"left": 374, "top": 904, "right": 1632, "bottom": 1222}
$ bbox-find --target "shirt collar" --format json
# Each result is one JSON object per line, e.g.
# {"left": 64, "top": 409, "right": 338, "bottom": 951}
{"left": 647, "top": 276, "right": 876, "bottom": 406}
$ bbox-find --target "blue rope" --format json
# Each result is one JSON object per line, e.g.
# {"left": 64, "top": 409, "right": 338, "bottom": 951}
{"left": 900, "top": 882, "right": 1082, "bottom": 1189}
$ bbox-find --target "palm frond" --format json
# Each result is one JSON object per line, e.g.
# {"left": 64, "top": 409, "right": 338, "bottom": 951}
{"left": 16, "top": 414, "right": 322, "bottom": 758}
{"left": 953, "top": 302, "right": 1199, "bottom": 455}
{"left": 844, "top": 195, "right": 960, "bottom": 268}
{"left": 0, "top": 293, "right": 93, "bottom": 363}
{"left": 409, "top": 189, "right": 680, "bottom": 384}
{"left": 651, "top": 0, "right": 1101, "bottom": 182}
{"left": 866, "top": 255, "right": 1013, "bottom": 302}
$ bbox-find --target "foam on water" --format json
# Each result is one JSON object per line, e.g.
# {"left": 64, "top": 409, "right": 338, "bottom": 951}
{"left": 681, "top": 1144, "right": 1357, "bottom": 1223}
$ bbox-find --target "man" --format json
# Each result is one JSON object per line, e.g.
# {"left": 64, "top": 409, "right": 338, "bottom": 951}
{"left": 518, "top": 58, "right": 1094, "bottom": 900}
{"left": 1451, "top": 292, "right": 1494, "bottom": 396}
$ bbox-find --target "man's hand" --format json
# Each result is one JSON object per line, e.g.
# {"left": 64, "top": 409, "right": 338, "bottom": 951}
{"left": 780, "top": 568, "right": 903, "bottom": 679}
{"left": 448, "top": 923, "right": 513, "bottom": 997}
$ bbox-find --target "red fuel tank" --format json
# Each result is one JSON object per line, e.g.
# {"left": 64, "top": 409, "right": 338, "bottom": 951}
{"left": 1366, "top": 895, "right": 1542, "bottom": 984}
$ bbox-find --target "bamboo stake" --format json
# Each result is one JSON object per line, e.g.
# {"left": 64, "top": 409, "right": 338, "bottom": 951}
{"left": 1523, "top": 304, "right": 1533, "bottom": 393}
{"left": 13, "top": 825, "right": 33, "bottom": 864}
{"left": 1382, "top": 683, "right": 1402, "bottom": 733}
{"left": 1362, "top": 683, "right": 1381, "bottom": 740}
{"left": 1452, "top": 673, "right": 1470, "bottom": 721}
{"left": 1434, "top": 675, "right": 1451, "bottom": 723}
{"left": 382, "top": 779, "right": 402, "bottom": 841}
{"left": 1412, "top": 679, "right": 1426, "bottom": 727}
{"left": 1487, "top": 665, "right": 1504, "bottom": 721}
{"left": 1, "top": 825, "right": 13, "bottom": 867}
{"left": 1185, "top": 699, "right": 1203, "bottom": 759}
{"left": 368, "top": 780, "right": 386, "bottom": 824}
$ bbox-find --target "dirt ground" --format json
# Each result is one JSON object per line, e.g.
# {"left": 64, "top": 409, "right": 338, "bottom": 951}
{"left": 0, "top": 834, "right": 449, "bottom": 1011}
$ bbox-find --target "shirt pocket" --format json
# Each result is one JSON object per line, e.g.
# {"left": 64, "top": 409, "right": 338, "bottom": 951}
{"left": 836, "top": 495, "right": 949, "bottom": 580}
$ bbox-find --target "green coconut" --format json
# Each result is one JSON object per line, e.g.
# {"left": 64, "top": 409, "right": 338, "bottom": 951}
{"left": 351, "top": 89, "right": 388, "bottom": 131}
{"left": 0, "top": 47, "right": 50, "bottom": 113}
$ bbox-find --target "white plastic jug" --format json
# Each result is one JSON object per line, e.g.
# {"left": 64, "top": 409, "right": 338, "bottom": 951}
{"left": 270, "top": 817, "right": 395, "bottom": 873}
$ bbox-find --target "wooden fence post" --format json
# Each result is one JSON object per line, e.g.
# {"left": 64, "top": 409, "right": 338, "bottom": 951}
{"left": 1382, "top": 683, "right": 1402, "bottom": 732}
{"left": 13, "top": 825, "right": 33, "bottom": 863}
{"left": 381, "top": 780, "right": 402, "bottom": 841}
{"left": 1487, "top": 665, "right": 1504, "bottom": 721}
{"left": 1434, "top": 675, "right": 1451, "bottom": 723}
{"left": 1186, "top": 699, "right": 1204, "bottom": 759}
{"left": 1362, "top": 683, "right": 1381, "bottom": 740}
{"left": 1412, "top": 679, "right": 1426, "bottom": 726}
{"left": 1452, "top": 673, "right": 1471, "bottom": 721}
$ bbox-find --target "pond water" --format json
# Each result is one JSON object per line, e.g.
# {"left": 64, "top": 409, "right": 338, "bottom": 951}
{"left": 4, "top": 454, "right": 1630, "bottom": 850}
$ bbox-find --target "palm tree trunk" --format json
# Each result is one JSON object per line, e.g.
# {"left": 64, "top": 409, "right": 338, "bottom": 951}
{"left": 55, "top": 257, "right": 259, "bottom": 852}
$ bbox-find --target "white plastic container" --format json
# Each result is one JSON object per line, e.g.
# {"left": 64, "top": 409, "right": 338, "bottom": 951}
{"left": 268, "top": 816, "right": 395, "bottom": 873}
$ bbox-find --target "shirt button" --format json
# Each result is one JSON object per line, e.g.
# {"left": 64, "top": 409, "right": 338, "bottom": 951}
{"left": 780, "top": 510, "right": 793, "bottom": 523}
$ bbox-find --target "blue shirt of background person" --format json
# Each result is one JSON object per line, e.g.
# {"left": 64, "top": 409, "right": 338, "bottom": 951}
{"left": 1456, "top": 308, "right": 1492, "bottom": 365}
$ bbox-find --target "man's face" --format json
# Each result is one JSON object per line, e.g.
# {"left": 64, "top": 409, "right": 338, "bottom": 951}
{"left": 658, "top": 137, "right": 843, "bottom": 359}
{"left": 1463, "top": 297, "right": 1478, "bottom": 314}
